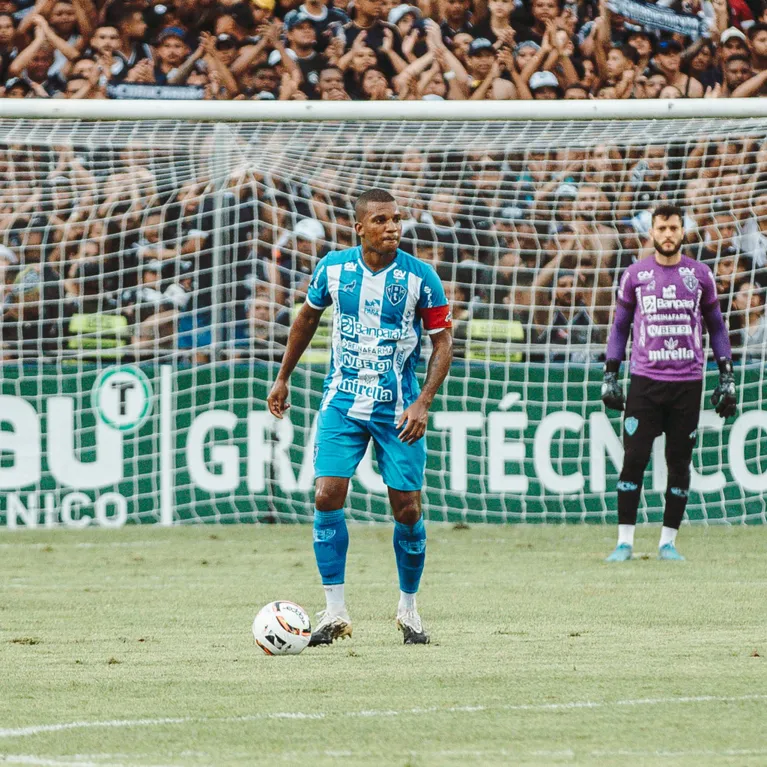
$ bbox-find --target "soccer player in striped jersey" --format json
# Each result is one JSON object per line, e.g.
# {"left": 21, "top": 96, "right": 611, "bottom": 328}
{"left": 267, "top": 189, "right": 453, "bottom": 645}
{"left": 601, "top": 205, "right": 737, "bottom": 562}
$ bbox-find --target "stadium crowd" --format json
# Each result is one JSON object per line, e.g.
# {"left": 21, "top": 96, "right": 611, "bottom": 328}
{"left": 1, "top": 0, "right": 767, "bottom": 100}
{"left": 0, "top": 128, "right": 765, "bottom": 363}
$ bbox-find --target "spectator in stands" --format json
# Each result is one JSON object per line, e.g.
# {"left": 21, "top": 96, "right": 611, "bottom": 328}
{"left": 341, "top": 0, "right": 406, "bottom": 83}
{"left": 714, "top": 254, "right": 751, "bottom": 314}
{"left": 0, "top": 13, "right": 18, "bottom": 81}
{"left": 729, "top": 279, "right": 766, "bottom": 360}
{"left": 652, "top": 38, "right": 703, "bottom": 97}
{"left": 109, "top": 5, "right": 152, "bottom": 82}
{"left": 233, "top": 291, "right": 289, "bottom": 360}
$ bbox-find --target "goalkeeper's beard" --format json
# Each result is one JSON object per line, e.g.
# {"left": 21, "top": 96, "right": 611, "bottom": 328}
{"left": 653, "top": 237, "right": 683, "bottom": 259}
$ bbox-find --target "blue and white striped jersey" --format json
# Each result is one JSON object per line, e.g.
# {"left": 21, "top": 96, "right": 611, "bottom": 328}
{"left": 306, "top": 246, "right": 452, "bottom": 424}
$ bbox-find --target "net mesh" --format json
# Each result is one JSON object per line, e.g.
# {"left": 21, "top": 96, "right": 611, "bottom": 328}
{"left": 0, "top": 116, "right": 765, "bottom": 528}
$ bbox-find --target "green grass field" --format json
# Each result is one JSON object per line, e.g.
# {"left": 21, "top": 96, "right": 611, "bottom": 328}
{"left": 1, "top": 524, "right": 766, "bottom": 767}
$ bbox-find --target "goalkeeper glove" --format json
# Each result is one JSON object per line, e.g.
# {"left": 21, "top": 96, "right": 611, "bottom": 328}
{"left": 711, "top": 358, "right": 737, "bottom": 419}
{"left": 601, "top": 361, "right": 625, "bottom": 412}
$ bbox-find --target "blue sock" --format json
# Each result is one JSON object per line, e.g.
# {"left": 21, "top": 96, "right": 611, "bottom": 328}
{"left": 313, "top": 509, "right": 348, "bottom": 586}
{"left": 393, "top": 518, "right": 426, "bottom": 594}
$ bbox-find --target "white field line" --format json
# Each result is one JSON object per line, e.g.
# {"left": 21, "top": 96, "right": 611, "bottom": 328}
{"left": 0, "top": 542, "right": 163, "bottom": 550}
{"left": 0, "top": 757, "right": 181, "bottom": 767}
{"left": 1, "top": 694, "right": 766, "bottom": 740}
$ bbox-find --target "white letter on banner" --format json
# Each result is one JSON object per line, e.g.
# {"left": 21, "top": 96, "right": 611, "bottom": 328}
{"left": 534, "top": 412, "right": 585, "bottom": 494}
{"left": 487, "top": 412, "right": 528, "bottom": 493}
{"left": 6, "top": 493, "right": 37, "bottom": 529}
{"left": 297, "top": 414, "right": 319, "bottom": 492}
{"left": 61, "top": 492, "right": 92, "bottom": 529}
{"left": 95, "top": 493, "right": 128, "bottom": 528}
{"left": 247, "top": 412, "right": 271, "bottom": 493}
{"left": 588, "top": 412, "right": 624, "bottom": 493}
{"left": 186, "top": 410, "right": 239, "bottom": 493}
{"left": 48, "top": 397, "right": 123, "bottom": 488}
{"left": 0, "top": 397, "right": 41, "bottom": 489}
{"left": 691, "top": 411, "right": 726, "bottom": 493}
{"left": 432, "top": 411, "right": 484, "bottom": 492}
{"left": 729, "top": 411, "right": 767, "bottom": 493}
{"left": 652, "top": 435, "right": 666, "bottom": 492}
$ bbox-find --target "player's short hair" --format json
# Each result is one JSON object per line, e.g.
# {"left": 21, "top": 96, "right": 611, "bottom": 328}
{"left": 354, "top": 189, "right": 396, "bottom": 221}
{"left": 651, "top": 204, "right": 684, "bottom": 224}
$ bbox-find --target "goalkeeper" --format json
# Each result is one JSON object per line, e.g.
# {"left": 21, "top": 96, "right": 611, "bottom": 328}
{"left": 267, "top": 189, "right": 453, "bottom": 645}
{"left": 601, "top": 205, "right": 736, "bottom": 562}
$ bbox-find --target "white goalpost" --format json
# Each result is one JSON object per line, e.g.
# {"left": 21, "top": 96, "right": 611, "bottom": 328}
{"left": 0, "top": 100, "right": 765, "bottom": 528}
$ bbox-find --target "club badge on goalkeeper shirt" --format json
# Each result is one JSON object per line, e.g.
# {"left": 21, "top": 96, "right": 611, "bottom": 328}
{"left": 305, "top": 246, "right": 451, "bottom": 423}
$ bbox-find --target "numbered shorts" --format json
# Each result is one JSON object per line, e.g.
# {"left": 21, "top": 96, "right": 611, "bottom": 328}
{"left": 314, "top": 406, "right": 426, "bottom": 492}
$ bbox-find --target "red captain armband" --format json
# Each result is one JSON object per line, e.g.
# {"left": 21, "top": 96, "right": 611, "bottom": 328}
{"left": 420, "top": 304, "right": 453, "bottom": 334}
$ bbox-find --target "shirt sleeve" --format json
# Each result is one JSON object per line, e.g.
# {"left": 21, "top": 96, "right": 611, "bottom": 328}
{"left": 417, "top": 267, "right": 453, "bottom": 335}
{"left": 305, "top": 260, "right": 331, "bottom": 310}
{"left": 700, "top": 263, "right": 719, "bottom": 309}
{"left": 616, "top": 268, "right": 636, "bottom": 309}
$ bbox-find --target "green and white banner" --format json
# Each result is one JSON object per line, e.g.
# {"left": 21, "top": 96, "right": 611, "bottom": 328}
{"left": 1, "top": 364, "right": 766, "bottom": 527}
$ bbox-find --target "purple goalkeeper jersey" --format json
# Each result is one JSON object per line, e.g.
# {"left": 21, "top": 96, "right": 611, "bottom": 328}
{"left": 606, "top": 255, "right": 731, "bottom": 382}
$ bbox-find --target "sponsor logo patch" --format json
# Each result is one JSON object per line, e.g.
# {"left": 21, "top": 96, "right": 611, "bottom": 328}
{"left": 363, "top": 299, "right": 381, "bottom": 317}
{"left": 393, "top": 268, "right": 406, "bottom": 281}
{"left": 624, "top": 417, "right": 639, "bottom": 436}
{"left": 637, "top": 270, "right": 654, "bottom": 281}
{"left": 341, "top": 280, "right": 356, "bottom": 293}
{"left": 344, "top": 261, "right": 357, "bottom": 272}
{"left": 662, "top": 285, "right": 676, "bottom": 299}
{"left": 642, "top": 295, "right": 657, "bottom": 314}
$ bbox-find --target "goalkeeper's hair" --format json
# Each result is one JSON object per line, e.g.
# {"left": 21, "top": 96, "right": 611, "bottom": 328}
{"left": 651, "top": 204, "right": 684, "bottom": 223}
{"left": 355, "top": 189, "right": 396, "bottom": 221}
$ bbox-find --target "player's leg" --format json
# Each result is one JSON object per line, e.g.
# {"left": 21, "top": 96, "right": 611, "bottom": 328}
{"left": 658, "top": 380, "right": 703, "bottom": 560}
{"left": 607, "top": 376, "right": 662, "bottom": 561}
{"left": 370, "top": 421, "right": 430, "bottom": 644}
{"left": 389, "top": 488, "right": 430, "bottom": 644}
{"left": 309, "top": 408, "right": 369, "bottom": 646}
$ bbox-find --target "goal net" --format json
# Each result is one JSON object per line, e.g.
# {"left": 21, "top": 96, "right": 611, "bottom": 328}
{"left": 1, "top": 105, "right": 766, "bottom": 528}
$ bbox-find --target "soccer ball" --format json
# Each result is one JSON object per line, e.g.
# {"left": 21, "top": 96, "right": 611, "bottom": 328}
{"left": 252, "top": 601, "right": 312, "bottom": 656}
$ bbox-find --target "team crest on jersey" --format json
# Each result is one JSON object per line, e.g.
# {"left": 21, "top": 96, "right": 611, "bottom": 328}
{"left": 624, "top": 417, "right": 639, "bottom": 436}
{"left": 386, "top": 283, "right": 407, "bottom": 306}
{"left": 637, "top": 270, "right": 654, "bottom": 281}
{"left": 679, "top": 267, "right": 698, "bottom": 292}
{"left": 393, "top": 269, "right": 406, "bottom": 281}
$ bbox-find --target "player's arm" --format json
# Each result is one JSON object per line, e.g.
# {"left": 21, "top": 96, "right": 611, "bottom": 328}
{"left": 267, "top": 260, "right": 330, "bottom": 419}
{"left": 601, "top": 271, "right": 635, "bottom": 412}
{"left": 398, "top": 326, "right": 453, "bottom": 445}
{"left": 701, "top": 276, "right": 737, "bottom": 418}
{"left": 398, "top": 272, "right": 453, "bottom": 445}
{"left": 397, "top": 270, "right": 453, "bottom": 445}
{"left": 267, "top": 302, "right": 324, "bottom": 419}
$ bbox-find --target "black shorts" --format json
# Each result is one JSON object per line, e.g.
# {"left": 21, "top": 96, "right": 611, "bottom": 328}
{"left": 623, "top": 375, "right": 703, "bottom": 451}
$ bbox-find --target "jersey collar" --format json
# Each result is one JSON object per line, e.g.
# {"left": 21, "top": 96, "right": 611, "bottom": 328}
{"left": 356, "top": 246, "right": 399, "bottom": 277}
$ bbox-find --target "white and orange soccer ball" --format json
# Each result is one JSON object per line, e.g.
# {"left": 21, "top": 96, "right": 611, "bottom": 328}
{"left": 252, "top": 601, "right": 312, "bottom": 656}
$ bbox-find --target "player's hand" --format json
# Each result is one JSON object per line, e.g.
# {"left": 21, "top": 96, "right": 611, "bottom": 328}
{"left": 601, "top": 371, "right": 625, "bottom": 412}
{"left": 397, "top": 399, "right": 429, "bottom": 444}
{"left": 711, "top": 359, "right": 736, "bottom": 418}
{"left": 267, "top": 378, "right": 290, "bottom": 419}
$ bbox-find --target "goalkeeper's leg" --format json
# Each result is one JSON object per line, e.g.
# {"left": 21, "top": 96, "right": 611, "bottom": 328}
{"left": 608, "top": 377, "right": 662, "bottom": 561}
{"left": 658, "top": 381, "right": 703, "bottom": 560}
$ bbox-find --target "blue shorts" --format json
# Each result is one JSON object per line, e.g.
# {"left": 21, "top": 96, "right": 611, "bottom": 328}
{"left": 314, "top": 406, "right": 426, "bottom": 492}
